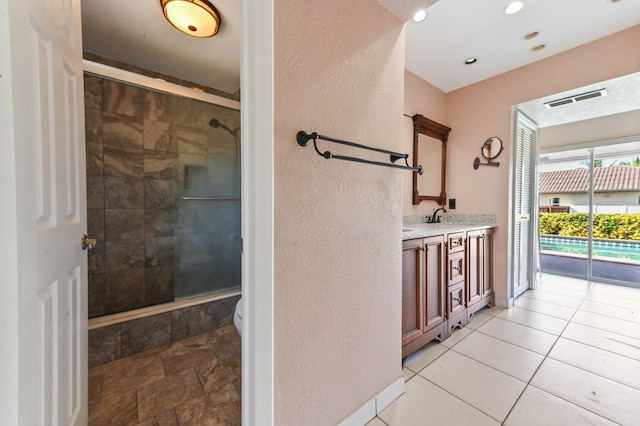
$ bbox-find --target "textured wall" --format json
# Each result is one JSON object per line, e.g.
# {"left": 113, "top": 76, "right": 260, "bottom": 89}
{"left": 444, "top": 25, "right": 640, "bottom": 303}
{"left": 274, "top": 0, "right": 405, "bottom": 424}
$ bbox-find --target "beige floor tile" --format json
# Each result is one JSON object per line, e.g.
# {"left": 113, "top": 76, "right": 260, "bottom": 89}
{"left": 378, "top": 375, "right": 499, "bottom": 426}
{"left": 419, "top": 351, "right": 526, "bottom": 422}
{"left": 592, "top": 282, "right": 640, "bottom": 301}
{"left": 440, "top": 326, "right": 473, "bottom": 347}
{"left": 403, "top": 341, "right": 448, "bottom": 373}
{"left": 586, "top": 291, "right": 640, "bottom": 311}
{"left": 515, "top": 296, "right": 576, "bottom": 320}
{"left": 540, "top": 275, "right": 595, "bottom": 292}
{"left": 579, "top": 300, "right": 640, "bottom": 324}
{"left": 451, "top": 332, "right": 544, "bottom": 382}
{"left": 571, "top": 310, "right": 640, "bottom": 339}
{"left": 497, "top": 307, "right": 568, "bottom": 335}
{"left": 466, "top": 312, "right": 493, "bottom": 330}
{"left": 549, "top": 337, "right": 640, "bottom": 390}
{"left": 365, "top": 417, "right": 387, "bottom": 426}
{"left": 562, "top": 322, "right": 640, "bottom": 361}
{"left": 521, "top": 290, "right": 584, "bottom": 309}
{"left": 477, "top": 317, "right": 557, "bottom": 355}
{"left": 480, "top": 305, "right": 505, "bottom": 316}
{"left": 535, "top": 284, "right": 589, "bottom": 299}
{"left": 402, "top": 368, "right": 415, "bottom": 382}
{"left": 531, "top": 358, "right": 640, "bottom": 425}
{"left": 505, "top": 385, "right": 617, "bottom": 426}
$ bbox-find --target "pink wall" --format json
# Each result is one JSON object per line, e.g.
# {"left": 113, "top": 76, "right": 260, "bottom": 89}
{"left": 274, "top": 0, "right": 405, "bottom": 423}
{"left": 443, "top": 25, "right": 640, "bottom": 303}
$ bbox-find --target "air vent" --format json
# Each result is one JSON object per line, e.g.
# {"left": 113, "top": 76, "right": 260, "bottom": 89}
{"left": 544, "top": 89, "right": 607, "bottom": 109}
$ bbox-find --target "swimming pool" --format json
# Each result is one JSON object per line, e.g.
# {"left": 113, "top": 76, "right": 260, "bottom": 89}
{"left": 540, "top": 236, "right": 640, "bottom": 262}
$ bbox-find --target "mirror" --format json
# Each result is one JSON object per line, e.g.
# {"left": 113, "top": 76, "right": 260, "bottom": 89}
{"left": 412, "top": 114, "right": 451, "bottom": 205}
{"left": 482, "top": 137, "right": 503, "bottom": 160}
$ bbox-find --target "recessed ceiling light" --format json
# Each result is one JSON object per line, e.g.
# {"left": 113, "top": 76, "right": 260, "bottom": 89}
{"left": 464, "top": 57, "right": 478, "bottom": 65}
{"left": 530, "top": 44, "right": 547, "bottom": 52}
{"left": 504, "top": 1, "right": 524, "bottom": 15}
{"left": 412, "top": 10, "right": 427, "bottom": 23}
{"left": 608, "top": 0, "right": 622, "bottom": 3}
{"left": 522, "top": 30, "right": 539, "bottom": 40}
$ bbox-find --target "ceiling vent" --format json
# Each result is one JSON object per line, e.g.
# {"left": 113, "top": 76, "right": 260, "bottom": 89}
{"left": 544, "top": 89, "right": 607, "bottom": 109}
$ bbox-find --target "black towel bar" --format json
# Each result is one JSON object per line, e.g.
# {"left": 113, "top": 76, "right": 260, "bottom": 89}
{"left": 296, "top": 131, "right": 422, "bottom": 174}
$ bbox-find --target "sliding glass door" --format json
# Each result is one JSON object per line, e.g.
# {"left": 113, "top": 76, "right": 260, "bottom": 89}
{"left": 538, "top": 141, "right": 640, "bottom": 286}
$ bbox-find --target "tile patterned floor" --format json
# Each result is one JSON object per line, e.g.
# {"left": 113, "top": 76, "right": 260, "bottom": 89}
{"left": 372, "top": 274, "right": 640, "bottom": 425}
{"left": 89, "top": 324, "right": 241, "bottom": 425}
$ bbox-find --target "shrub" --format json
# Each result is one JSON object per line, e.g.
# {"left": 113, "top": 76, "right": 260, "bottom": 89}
{"left": 539, "top": 213, "right": 640, "bottom": 240}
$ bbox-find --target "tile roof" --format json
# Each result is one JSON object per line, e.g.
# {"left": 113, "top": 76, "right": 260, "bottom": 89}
{"left": 539, "top": 165, "right": 640, "bottom": 194}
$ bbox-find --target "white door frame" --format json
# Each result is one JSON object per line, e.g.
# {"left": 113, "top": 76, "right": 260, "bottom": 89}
{"left": 0, "top": 0, "right": 276, "bottom": 423}
{"left": 241, "top": 0, "right": 275, "bottom": 424}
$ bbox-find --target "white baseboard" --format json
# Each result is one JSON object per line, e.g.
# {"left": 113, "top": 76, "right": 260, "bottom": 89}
{"left": 495, "top": 297, "right": 513, "bottom": 308}
{"left": 339, "top": 377, "right": 405, "bottom": 426}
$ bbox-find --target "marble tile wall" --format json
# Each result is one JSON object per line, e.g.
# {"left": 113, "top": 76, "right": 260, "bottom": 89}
{"left": 89, "top": 295, "right": 240, "bottom": 367}
{"left": 85, "top": 74, "right": 241, "bottom": 318}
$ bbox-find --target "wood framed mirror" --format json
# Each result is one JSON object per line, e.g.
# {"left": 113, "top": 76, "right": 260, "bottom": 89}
{"left": 412, "top": 114, "right": 451, "bottom": 205}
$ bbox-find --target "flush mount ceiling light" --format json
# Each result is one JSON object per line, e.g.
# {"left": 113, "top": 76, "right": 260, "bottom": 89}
{"left": 412, "top": 10, "right": 427, "bottom": 22}
{"left": 504, "top": 1, "right": 524, "bottom": 15}
{"left": 464, "top": 57, "right": 478, "bottom": 65}
{"left": 522, "top": 30, "right": 539, "bottom": 40}
{"left": 161, "top": 0, "right": 221, "bottom": 38}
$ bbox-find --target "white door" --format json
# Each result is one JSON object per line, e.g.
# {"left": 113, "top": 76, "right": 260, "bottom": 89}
{"left": 511, "top": 113, "right": 537, "bottom": 299}
{"left": 2, "top": 0, "right": 87, "bottom": 424}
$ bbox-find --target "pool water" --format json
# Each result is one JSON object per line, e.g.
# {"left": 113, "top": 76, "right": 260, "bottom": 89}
{"left": 540, "top": 236, "right": 640, "bottom": 262}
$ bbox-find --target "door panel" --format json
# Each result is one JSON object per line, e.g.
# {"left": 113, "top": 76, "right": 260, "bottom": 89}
{"left": 424, "top": 236, "right": 445, "bottom": 330}
{"left": 402, "top": 239, "right": 423, "bottom": 346}
{"left": 5, "top": 0, "right": 87, "bottom": 423}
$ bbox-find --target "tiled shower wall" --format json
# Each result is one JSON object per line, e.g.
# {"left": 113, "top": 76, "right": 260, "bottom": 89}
{"left": 84, "top": 74, "right": 240, "bottom": 318}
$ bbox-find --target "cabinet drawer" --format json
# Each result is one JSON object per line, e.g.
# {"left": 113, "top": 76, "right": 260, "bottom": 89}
{"left": 447, "top": 251, "right": 465, "bottom": 285}
{"left": 448, "top": 282, "right": 465, "bottom": 317}
{"left": 447, "top": 232, "right": 465, "bottom": 254}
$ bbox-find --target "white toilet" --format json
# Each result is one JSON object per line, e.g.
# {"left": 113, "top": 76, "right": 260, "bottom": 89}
{"left": 233, "top": 297, "right": 243, "bottom": 336}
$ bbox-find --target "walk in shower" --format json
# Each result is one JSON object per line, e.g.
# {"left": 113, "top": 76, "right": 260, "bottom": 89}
{"left": 85, "top": 67, "right": 241, "bottom": 319}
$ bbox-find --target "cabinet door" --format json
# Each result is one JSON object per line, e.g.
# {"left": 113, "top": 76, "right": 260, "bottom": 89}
{"left": 466, "top": 230, "right": 483, "bottom": 306}
{"left": 424, "top": 236, "right": 446, "bottom": 331}
{"left": 402, "top": 239, "right": 424, "bottom": 346}
{"left": 482, "top": 228, "right": 495, "bottom": 298}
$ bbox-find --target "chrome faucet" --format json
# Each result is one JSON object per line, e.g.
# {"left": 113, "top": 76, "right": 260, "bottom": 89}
{"left": 427, "top": 207, "right": 447, "bottom": 223}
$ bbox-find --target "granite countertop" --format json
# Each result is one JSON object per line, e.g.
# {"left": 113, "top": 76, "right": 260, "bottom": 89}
{"left": 402, "top": 214, "right": 497, "bottom": 240}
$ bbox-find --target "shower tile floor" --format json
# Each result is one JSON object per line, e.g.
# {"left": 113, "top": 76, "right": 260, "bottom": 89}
{"left": 89, "top": 325, "right": 241, "bottom": 425}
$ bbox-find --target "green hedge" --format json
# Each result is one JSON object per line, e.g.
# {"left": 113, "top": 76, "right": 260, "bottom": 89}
{"left": 539, "top": 213, "right": 640, "bottom": 240}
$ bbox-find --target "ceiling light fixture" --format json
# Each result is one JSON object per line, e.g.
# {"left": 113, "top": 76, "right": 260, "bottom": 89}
{"left": 504, "top": 1, "right": 524, "bottom": 15}
{"left": 522, "top": 30, "right": 539, "bottom": 40}
{"left": 161, "top": 0, "right": 221, "bottom": 38}
{"left": 530, "top": 44, "right": 547, "bottom": 52}
{"left": 464, "top": 57, "right": 478, "bottom": 65}
{"left": 412, "top": 10, "right": 427, "bottom": 23}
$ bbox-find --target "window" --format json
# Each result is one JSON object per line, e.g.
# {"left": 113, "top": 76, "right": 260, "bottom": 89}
{"left": 552, "top": 197, "right": 560, "bottom": 206}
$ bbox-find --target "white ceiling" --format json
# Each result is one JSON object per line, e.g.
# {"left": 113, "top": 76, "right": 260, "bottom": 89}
{"left": 80, "top": 0, "right": 640, "bottom": 126}
{"left": 81, "top": 0, "right": 240, "bottom": 95}
{"left": 405, "top": 0, "right": 640, "bottom": 93}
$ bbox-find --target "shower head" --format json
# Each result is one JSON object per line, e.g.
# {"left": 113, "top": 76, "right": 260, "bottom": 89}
{"left": 209, "top": 118, "right": 239, "bottom": 137}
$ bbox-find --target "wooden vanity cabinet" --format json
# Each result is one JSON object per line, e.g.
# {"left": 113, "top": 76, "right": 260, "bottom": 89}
{"left": 402, "top": 236, "right": 446, "bottom": 358}
{"left": 446, "top": 232, "right": 466, "bottom": 335}
{"left": 466, "top": 228, "right": 495, "bottom": 319}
